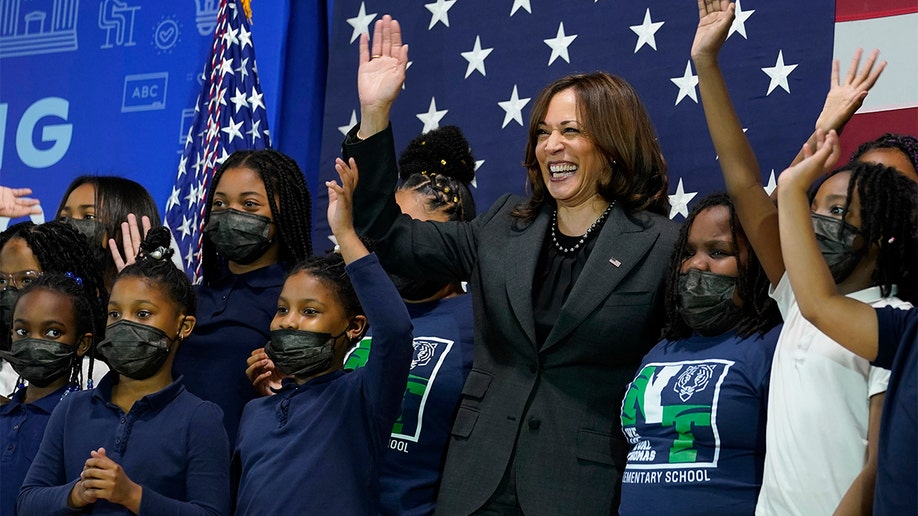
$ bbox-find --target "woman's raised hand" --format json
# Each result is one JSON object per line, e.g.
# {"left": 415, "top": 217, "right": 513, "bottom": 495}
{"left": 815, "top": 49, "right": 885, "bottom": 134}
{"left": 691, "top": 0, "right": 735, "bottom": 63}
{"left": 357, "top": 15, "right": 409, "bottom": 137}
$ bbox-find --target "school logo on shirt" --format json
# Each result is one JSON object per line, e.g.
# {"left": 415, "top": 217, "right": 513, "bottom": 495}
{"left": 344, "top": 336, "right": 455, "bottom": 448}
{"left": 620, "top": 359, "right": 734, "bottom": 481}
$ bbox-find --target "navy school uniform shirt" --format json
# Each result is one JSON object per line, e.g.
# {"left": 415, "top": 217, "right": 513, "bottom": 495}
{"left": 1, "top": 384, "right": 68, "bottom": 516}
{"left": 18, "top": 373, "right": 230, "bottom": 515}
{"left": 172, "top": 262, "right": 286, "bottom": 446}
{"left": 873, "top": 306, "right": 917, "bottom": 515}
{"left": 619, "top": 325, "right": 781, "bottom": 515}
{"left": 234, "top": 253, "right": 414, "bottom": 515}
{"left": 343, "top": 293, "right": 475, "bottom": 516}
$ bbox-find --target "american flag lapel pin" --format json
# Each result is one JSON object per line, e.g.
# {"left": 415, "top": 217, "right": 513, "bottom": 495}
{"left": 609, "top": 257, "right": 621, "bottom": 268}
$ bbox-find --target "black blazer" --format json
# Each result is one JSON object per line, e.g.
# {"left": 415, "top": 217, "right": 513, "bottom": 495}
{"left": 345, "top": 126, "right": 679, "bottom": 515}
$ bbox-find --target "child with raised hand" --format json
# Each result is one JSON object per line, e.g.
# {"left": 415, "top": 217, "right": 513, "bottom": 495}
{"left": 692, "top": 2, "right": 912, "bottom": 514}
{"left": 233, "top": 158, "right": 413, "bottom": 515}
{"left": 0, "top": 273, "right": 99, "bottom": 516}
{"left": 18, "top": 227, "right": 230, "bottom": 515}
{"left": 777, "top": 130, "right": 918, "bottom": 516}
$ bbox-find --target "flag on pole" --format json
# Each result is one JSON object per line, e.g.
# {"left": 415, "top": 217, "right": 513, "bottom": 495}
{"left": 165, "top": 0, "right": 271, "bottom": 282}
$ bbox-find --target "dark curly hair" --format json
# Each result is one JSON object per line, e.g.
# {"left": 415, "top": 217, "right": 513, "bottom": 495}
{"left": 515, "top": 72, "right": 670, "bottom": 221}
{"left": 851, "top": 133, "right": 918, "bottom": 177}
{"left": 0, "top": 221, "right": 108, "bottom": 347}
{"left": 287, "top": 253, "right": 367, "bottom": 343}
{"left": 118, "top": 227, "right": 197, "bottom": 317}
{"left": 201, "top": 149, "right": 313, "bottom": 284}
{"left": 397, "top": 125, "right": 477, "bottom": 222}
{"left": 811, "top": 161, "right": 918, "bottom": 304}
{"left": 662, "top": 193, "right": 779, "bottom": 340}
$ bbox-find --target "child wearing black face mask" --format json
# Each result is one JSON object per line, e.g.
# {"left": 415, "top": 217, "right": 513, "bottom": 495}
{"left": 233, "top": 158, "right": 413, "bottom": 515}
{"left": 172, "top": 149, "right": 313, "bottom": 448}
{"left": 18, "top": 228, "right": 231, "bottom": 515}
{"left": 618, "top": 193, "right": 782, "bottom": 515}
{"left": 0, "top": 273, "right": 99, "bottom": 516}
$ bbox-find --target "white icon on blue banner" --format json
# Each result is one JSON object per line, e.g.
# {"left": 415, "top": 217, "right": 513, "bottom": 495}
{"left": 122, "top": 72, "right": 168, "bottom": 112}
{"left": 153, "top": 16, "right": 180, "bottom": 52}
{"left": 99, "top": 0, "right": 140, "bottom": 48}
{"left": 0, "top": 0, "right": 80, "bottom": 59}
{"left": 179, "top": 108, "right": 195, "bottom": 145}
{"left": 194, "top": 0, "right": 218, "bottom": 36}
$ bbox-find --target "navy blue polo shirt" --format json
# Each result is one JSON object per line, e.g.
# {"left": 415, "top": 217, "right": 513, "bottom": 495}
{"left": 234, "top": 253, "right": 414, "bottom": 515}
{"left": 1, "top": 384, "right": 68, "bottom": 516}
{"left": 873, "top": 306, "right": 917, "bottom": 515}
{"left": 18, "top": 373, "right": 230, "bottom": 515}
{"left": 173, "top": 262, "right": 286, "bottom": 446}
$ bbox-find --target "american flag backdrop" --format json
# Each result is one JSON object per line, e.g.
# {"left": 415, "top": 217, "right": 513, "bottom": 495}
{"left": 165, "top": 0, "right": 272, "bottom": 282}
{"left": 314, "top": 0, "right": 918, "bottom": 248}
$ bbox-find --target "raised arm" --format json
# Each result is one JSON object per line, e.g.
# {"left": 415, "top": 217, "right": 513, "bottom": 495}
{"left": 356, "top": 15, "right": 408, "bottom": 139}
{"left": 789, "top": 49, "right": 886, "bottom": 167}
{"left": 692, "top": 0, "right": 784, "bottom": 285}
{"left": 328, "top": 157, "right": 369, "bottom": 264}
{"left": 776, "top": 130, "right": 879, "bottom": 360}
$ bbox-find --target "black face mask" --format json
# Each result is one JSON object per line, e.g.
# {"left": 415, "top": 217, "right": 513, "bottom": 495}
{"left": 677, "top": 269, "right": 744, "bottom": 336}
{"left": 0, "top": 288, "right": 20, "bottom": 352}
{"left": 61, "top": 217, "right": 107, "bottom": 248}
{"left": 97, "top": 320, "right": 178, "bottom": 380}
{"left": 0, "top": 338, "right": 76, "bottom": 387}
{"left": 265, "top": 327, "right": 348, "bottom": 378}
{"left": 389, "top": 273, "right": 448, "bottom": 302}
{"left": 203, "top": 209, "right": 274, "bottom": 265}
{"left": 811, "top": 213, "right": 865, "bottom": 283}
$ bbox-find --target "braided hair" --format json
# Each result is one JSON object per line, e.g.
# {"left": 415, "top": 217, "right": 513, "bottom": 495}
{"left": 201, "top": 149, "right": 313, "bottom": 284}
{"left": 287, "top": 253, "right": 366, "bottom": 341}
{"left": 14, "top": 272, "right": 103, "bottom": 390}
{"left": 662, "top": 193, "right": 779, "bottom": 340}
{"left": 118, "top": 227, "right": 197, "bottom": 317}
{"left": 397, "top": 125, "right": 477, "bottom": 222}
{"left": 851, "top": 133, "right": 918, "bottom": 177}
{"left": 0, "top": 221, "right": 108, "bottom": 338}
{"left": 813, "top": 162, "right": 918, "bottom": 304}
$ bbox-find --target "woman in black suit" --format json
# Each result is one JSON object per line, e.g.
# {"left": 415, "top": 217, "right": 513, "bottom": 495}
{"left": 343, "top": 15, "right": 679, "bottom": 515}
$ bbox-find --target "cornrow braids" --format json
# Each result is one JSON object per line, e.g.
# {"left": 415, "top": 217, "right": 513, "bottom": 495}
{"left": 288, "top": 253, "right": 364, "bottom": 323}
{"left": 201, "top": 149, "right": 313, "bottom": 284}
{"left": 851, "top": 133, "right": 918, "bottom": 176}
{"left": 15, "top": 272, "right": 103, "bottom": 390}
{"left": 397, "top": 126, "right": 478, "bottom": 222}
{"left": 119, "top": 227, "right": 197, "bottom": 317}
{"left": 830, "top": 162, "right": 918, "bottom": 304}
{"left": 661, "top": 193, "right": 779, "bottom": 341}
{"left": 0, "top": 221, "right": 109, "bottom": 340}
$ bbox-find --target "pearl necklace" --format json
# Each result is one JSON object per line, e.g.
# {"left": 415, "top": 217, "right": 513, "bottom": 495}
{"left": 551, "top": 201, "right": 615, "bottom": 254}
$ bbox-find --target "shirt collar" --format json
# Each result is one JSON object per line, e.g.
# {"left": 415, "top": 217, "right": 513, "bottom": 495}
{"left": 279, "top": 369, "right": 346, "bottom": 395}
{"left": 0, "top": 384, "right": 69, "bottom": 415}
{"left": 847, "top": 284, "right": 899, "bottom": 304}
{"left": 210, "top": 262, "right": 288, "bottom": 289}
{"left": 91, "top": 372, "right": 186, "bottom": 412}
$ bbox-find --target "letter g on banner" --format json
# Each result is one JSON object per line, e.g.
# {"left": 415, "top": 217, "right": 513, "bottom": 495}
{"left": 16, "top": 97, "right": 72, "bottom": 168}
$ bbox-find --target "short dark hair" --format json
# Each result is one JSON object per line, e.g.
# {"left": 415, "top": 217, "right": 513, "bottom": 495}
{"left": 397, "top": 125, "right": 477, "bottom": 222}
{"left": 287, "top": 253, "right": 365, "bottom": 340}
{"left": 118, "top": 227, "right": 197, "bottom": 317}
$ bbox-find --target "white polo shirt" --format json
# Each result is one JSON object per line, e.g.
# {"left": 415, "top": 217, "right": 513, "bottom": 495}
{"left": 755, "top": 273, "right": 911, "bottom": 515}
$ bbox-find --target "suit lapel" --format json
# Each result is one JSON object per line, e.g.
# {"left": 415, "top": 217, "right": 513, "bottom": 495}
{"left": 504, "top": 206, "right": 551, "bottom": 348}
{"left": 543, "top": 207, "right": 662, "bottom": 351}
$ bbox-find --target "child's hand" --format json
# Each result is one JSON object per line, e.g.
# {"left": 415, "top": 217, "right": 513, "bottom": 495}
{"left": 78, "top": 448, "right": 143, "bottom": 512}
{"left": 815, "top": 49, "right": 885, "bottom": 134}
{"left": 110, "top": 213, "right": 152, "bottom": 271}
{"left": 691, "top": 0, "right": 734, "bottom": 63}
{"left": 327, "top": 157, "right": 359, "bottom": 239}
{"left": 246, "top": 347, "right": 287, "bottom": 396}
{"left": 778, "top": 130, "right": 841, "bottom": 192}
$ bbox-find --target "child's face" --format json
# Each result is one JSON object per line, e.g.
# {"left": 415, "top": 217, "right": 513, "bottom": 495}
{"left": 212, "top": 166, "right": 277, "bottom": 227}
{"left": 271, "top": 271, "right": 351, "bottom": 336}
{"left": 811, "top": 171, "right": 863, "bottom": 232}
{"left": 680, "top": 206, "right": 746, "bottom": 278}
{"left": 856, "top": 148, "right": 918, "bottom": 183}
{"left": 107, "top": 276, "right": 186, "bottom": 339}
{"left": 12, "top": 288, "right": 83, "bottom": 350}
{"left": 0, "top": 237, "right": 42, "bottom": 288}
{"left": 58, "top": 183, "right": 97, "bottom": 220}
